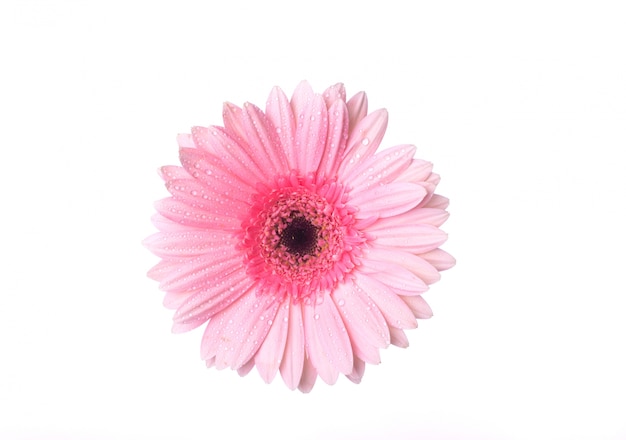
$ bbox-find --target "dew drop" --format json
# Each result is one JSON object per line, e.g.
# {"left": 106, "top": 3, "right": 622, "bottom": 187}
{"left": 337, "top": 299, "right": 345, "bottom": 307}
{"left": 314, "top": 314, "right": 320, "bottom": 320}
{"left": 361, "top": 138, "right": 370, "bottom": 146}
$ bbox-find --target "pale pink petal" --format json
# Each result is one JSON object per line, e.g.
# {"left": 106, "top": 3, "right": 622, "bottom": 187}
{"left": 254, "top": 297, "right": 291, "bottom": 383}
{"left": 157, "top": 253, "right": 239, "bottom": 292}
{"left": 176, "top": 133, "right": 195, "bottom": 150}
{"left": 339, "top": 109, "right": 389, "bottom": 176}
{"left": 242, "top": 102, "right": 289, "bottom": 175}
{"left": 290, "top": 80, "right": 315, "bottom": 118}
{"left": 191, "top": 126, "right": 267, "bottom": 184}
{"left": 350, "top": 182, "right": 426, "bottom": 219}
{"left": 302, "top": 297, "right": 353, "bottom": 385}
{"left": 222, "top": 102, "right": 247, "bottom": 143}
{"left": 402, "top": 295, "right": 434, "bottom": 319}
{"left": 346, "top": 91, "right": 368, "bottom": 131}
{"left": 423, "top": 194, "right": 450, "bottom": 209}
{"left": 363, "top": 206, "right": 449, "bottom": 232}
{"left": 159, "top": 165, "right": 191, "bottom": 182}
{"left": 322, "top": 83, "right": 346, "bottom": 107}
{"left": 389, "top": 327, "right": 410, "bottom": 348}
{"left": 279, "top": 300, "right": 305, "bottom": 390}
{"left": 420, "top": 248, "right": 456, "bottom": 271}
{"left": 362, "top": 247, "right": 441, "bottom": 285}
{"left": 154, "top": 197, "right": 240, "bottom": 230}
{"left": 265, "top": 86, "right": 297, "bottom": 170}
{"left": 356, "top": 273, "right": 417, "bottom": 329}
{"left": 395, "top": 158, "right": 434, "bottom": 183}
{"left": 369, "top": 224, "right": 448, "bottom": 254}
{"left": 201, "top": 289, "right": 280, "bottom": 370}
{"left": 344, "top": 144, "right": 416, "bottom": 190}
{"left": 332, "top": 280, "right": 390, "bottom": 364}
{"left": 292, "top": 93, "right": 328, "bottom": 173}
{"left": 172, "top": 270, "right": 254, "bottom": 333}
{"left": 359, "top": 259, "right": 429, "bottom": 295}
{"left": 150, "top": 213, "right": 189, "bottom": 233}
{"left": 178, "top": 147, "right": 254, "bottom": 201}
{"left": 297, "top": 355, "right": 317, "bottom": 393}
{"left": 143, "top": 230, "right": 237, "bottom": 259}
{"left": 346, "top": 356, "right": 366, "bottom": 384}
{"left": 317, "top": 100, "right": 349, "bottom": 179}
{"left": 237, "top": 358, "right": 255, "bottom": 377}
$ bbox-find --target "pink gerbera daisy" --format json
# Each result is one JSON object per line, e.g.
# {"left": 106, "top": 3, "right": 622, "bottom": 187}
{"left": 144, "top": 81, "right": 454, "bottom": 392}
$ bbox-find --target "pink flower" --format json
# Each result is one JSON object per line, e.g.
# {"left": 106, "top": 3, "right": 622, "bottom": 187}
{"left": 144, "top": 81, "right": 455, "bottom": 392}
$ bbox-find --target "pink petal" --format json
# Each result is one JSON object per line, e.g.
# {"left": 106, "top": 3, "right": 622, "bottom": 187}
{"left": 156, "top": 253, "right": 239, "bottom": 292}
{"left": 166, "top": 178, "right": 249, "bottom": 219}
{"left": 201, "top": 289, "right": 280, "bottom": 371}
{"left": 389, "top": 327, "right": 409, "bottom": 348}
{"left": 242, "top": 102, "right": 289, "bottom": 175}
{"left": 302, "top": 297, "right": 354, "bottom": 385}
{"left": 332, "top": 280, "right": 390, "bottom": 364}
{"left": 172, "top": 270, "right": 254, "bottom": 333}
{"left": 346, "top": 91, "right": 368, "bottom": 132}
{"left": 279, "top": 300, "right": 305, "bottom": 390}
{"left": 297, "top": 354, "right": 317, "bottom": 393}
{"left": 143, "top": 230, "right": 237, "bottom": 258}
{"left": 420, "top": 248, "right": 456, "bottom": 271}
{"left": 346, "top": 356, "right": 366, "bottom": 384}
{"left": 176, "top": 133, "right": 195, "bottom": 150}
{"left": 370, "top": 224, "right": 448, "bottom": 254}
{"left": 359, "top": 259, "right": 429, "bottom": 295}
{"left": 159, "top": 165, "right": 191, "bottom": 182}
{"left": 339, "top": 108, "right": 388, "bottom": 176}
{"left": 317, "top": 100, "right": 349, "bottom": 179}
{"left": 350, "top": 182, "right": 426, "bottom": 219}
{"left": 356, "top": 273, "right": 417, "bottom": 329}
{"left": 178, "top": 147, "right": 254, "bottom": 201}
{"left": 222, "top": 102, "right": 248, "bottom": 144}
{"left": 154, "top": 197, "right": 240, "bottom": 230}
{"left": 363, "top": 206, "right": 449, "bottom": 232}
{"left": 402, "top": 295, "right": 433, "bottom": 319}
{"left": 344, "top": 144, "right": 416, "bottom": 190}
{"left": 254, "top": 297, "right": 291, "bottom": 384}
{"left": 423, "top": 194, "right": 450, "bottom": 209}
{"left": 290, "top": 80, "right": 315, "bottom": 118}
{"left": 150, "top": 213, "right": 188, "bottom": 233}
{"left": 265, "top": 86, "right": 298, "bottom": 170}
{"left": 395, "top": 159, "right": 433, "bottom": 183}
{"left": 322, "top": 83, "right": 346, "bottom": 107}
{"left": 237, "top": 358, "right": 255, "bottom": 377}
{"left": 191, "top": 126, "right": 267, "bottom": 184}
{"left": 362, "top": 247, "right": 441, "bottom": 285}
{"left": 292, "top": 93, "right": 328, "bottom": 173}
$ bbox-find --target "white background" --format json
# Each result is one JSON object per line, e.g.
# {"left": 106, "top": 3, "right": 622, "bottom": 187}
{"left": 1, "top": 1, "right": 625, "bottom": 439}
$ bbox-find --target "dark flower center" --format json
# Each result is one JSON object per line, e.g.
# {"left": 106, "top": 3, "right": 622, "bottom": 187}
{"left": 279, "top": 217, "right": 319, "bottom": 256}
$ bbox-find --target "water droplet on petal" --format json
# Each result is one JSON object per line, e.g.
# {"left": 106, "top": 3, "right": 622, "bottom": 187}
{"left": 314, "top": 314, "right": 320, "bottom": 320}
{"left": 361, "top": 138, "right": 369, "bottom": 146}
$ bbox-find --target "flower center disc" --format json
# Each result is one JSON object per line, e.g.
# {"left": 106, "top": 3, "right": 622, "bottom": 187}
{"left": 279, "top": 217, "right": 319, "bottom": 256}
{"left": 240, "top": 175, "right": 365, "bottom": 302}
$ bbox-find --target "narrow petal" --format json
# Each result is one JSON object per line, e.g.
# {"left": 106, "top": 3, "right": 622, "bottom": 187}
{"left": 159, "top": 165, "right": 191, "bottom": 182}
{"left": 356, "top": 273, "right": 417, "bottom": 329}
{"left": 370, "top": 224, "right": 448, "bottom": 254}
{"left": 191, "top": 126, "right": 267, "bottom": 184}
{"left": 154, "top": 198, "right": 240, "bottom": 230}
{"left": 143, "top": 230, "right": 237, "bottom": 258}
{"left": 297, "top": 355, "right": 317, "bottom": 393}
{"left": 237, "top": 358, "right": 255, "bottom": 377}
{"left": 290, "top": 80, "right": 315, "bottom": 118}
{"left": 389, "top": 327, "right": 410, "bottom": 348}
{"left": 176, "top": 133, "right": 195, "bottom": 150}
{"left": 293, "top": 93, "right": 328, "bottom": 173}
{"left": 157, "top": 253, "right": 239, "bottom": 292}
{"left": 178, "top": 147, "right": 254, "bottom": 201}
{"left": 422, "top": 194, "right": 450, "bottom": 209}
{"left": 362, "top": 247, "right": 441, "bottom": 285}
{"left": 350, "top": 182, "right": 426, "bottom": 219}
{"left": 344, "top": 144, "right": 416, "bottom": 190}
{"left": 166, "top": 178, "right": 249, "bottom": 218}
{"left": 339, "top": 108, "right": 388, "bottom": 176}
{"left": 172, "top": 270, "right": 254, "bottom": 333}
{"left": 222, "top": 102, "right": 248, "bottom": 144}
{"left": 332, "top": 280, "right": 390, "bottom": 364}
{"left": 255, "top": 297, "right": 291, "bottom": 384}
{"left": 302, "top": 297, "right": 354, "bottom": 385}
{"left": 346, "top": 91, "right": 368, "bottom": 132}
{"left": 279, "top": 300, "right": 305, "bottom": 390}
{"left": 266, "top": 86, "right": 297, "bottom": 170}
{"left": 201, "top": 289, "right": 280, "bottom": 371}
{"left": 322, "top": 83, "right": 346, "bottom": 107}
{"left": 420, "top": 248, "right": 456, "bottom": 271}
{"left": 402, "top": 295, "right": 434, "bottom": 319}
{"left": 395, "top": 159, "right": 433, "bottom": 183}
{"left": 346, "top": 356, "right": 366, "bottom": 384}
{"left": 360, "top": 259, "right": 428, "bottom": 295}
{"left": 150, "top": 213, "right": 188, "bottom": 233}
{"left": 242, "top": 102, "right": 289, "bottom": 175}
{"left": 317, "top": 100, "right": 349, "bottom": 179}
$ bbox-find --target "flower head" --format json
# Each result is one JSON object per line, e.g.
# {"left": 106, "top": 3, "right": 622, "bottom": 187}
{"left": 144, "top": 81, "right": 455, "bottom": 392}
